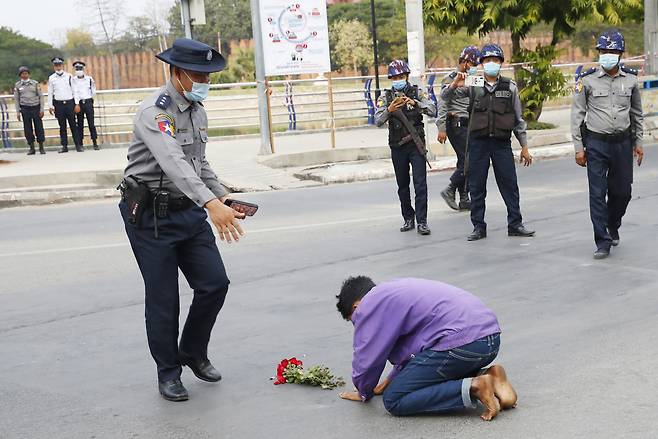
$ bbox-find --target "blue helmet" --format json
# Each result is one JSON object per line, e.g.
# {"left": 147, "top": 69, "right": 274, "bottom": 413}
{"left": 459, "top": 46, "right": 480, "bottom": 64}
{"left": 596, "top": 30, "right": 625, "bottom": 52}
{"left": 387, "top": 59, "right": 411, "bottom": 78}
{"left": 479, "top": 43, "right": 504, "bottom": 63}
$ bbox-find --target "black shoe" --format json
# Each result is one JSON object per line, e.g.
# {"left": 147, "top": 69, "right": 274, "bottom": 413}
{"left": 158, "top": 379, "right": 189, "bottom": 402}
{"left": 27, "top": 145, "right": 35, "bottom": 155}
{"left": 417, "top": 223, "right": 431, "bottom": 235}
{"left": 93, "top": 140, "right": 100, "bottom": 150}
{"left": 75, "top": 145, "right": 84, "bottom": 152}
{"left": 467, "top": 228, "right": 487, "bottom": 241}
{"left": 38, "top": 143, "right": 45, "bottom": 154}
{"left": 441, "top": 185, "right": 459, "bottom": 211}
{"left": 508, "top": 225, "right": 535, "bottom": 237}
{"left": 593, "top": 247, "right": 610, "bottom": 260}
{"left": 610, "top": 229, "right": 620, "bottom": 247}
{"left": 400, "top": 219, "right": 415, "bottom": 232}
{"left": 58, "top": 147, "right": 69, "bottom": 153}
{"left": 458, "top": 189, "right": 471, "bottom": 211}
{"left": 180, "top": 355, "right": 222, "bottom": 382}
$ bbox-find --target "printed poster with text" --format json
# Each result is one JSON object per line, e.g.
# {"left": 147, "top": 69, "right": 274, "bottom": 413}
{"left": 260, "top": 0, "right": 331, "bottom": 76}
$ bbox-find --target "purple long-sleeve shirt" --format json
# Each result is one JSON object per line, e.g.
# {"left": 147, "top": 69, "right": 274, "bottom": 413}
{"left": 350, "top": 278, "right": 501, "bottom": 401}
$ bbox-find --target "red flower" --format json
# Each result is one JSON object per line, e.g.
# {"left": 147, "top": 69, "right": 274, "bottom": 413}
{"left": 273, "top": 357, "right": 304, "bottom": 385}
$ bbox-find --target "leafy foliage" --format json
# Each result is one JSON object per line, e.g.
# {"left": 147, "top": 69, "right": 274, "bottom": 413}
{"left": 514, "top": 45, "right": 569, "bottom": 122}
{"left": 330, "top": 19, "right": 373, "bottom": 74}
{"left": 273, "top": 357, "right": 345, "bottom": 390}
{"left": 0, "top": 27, "right": 61, "bottom": 93}
{"left": 211, "top": 47, "right": 256, "bottom": 84}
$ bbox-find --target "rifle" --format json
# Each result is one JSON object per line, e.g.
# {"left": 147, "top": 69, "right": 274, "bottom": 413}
{"left": 389, "top": 109, "right": 432, "bottom": 169}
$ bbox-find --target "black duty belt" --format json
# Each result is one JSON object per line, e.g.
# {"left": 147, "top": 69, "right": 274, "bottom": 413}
{"left": 447, "top": 115, "right": 469, "bottom": 127}
{"left": 79, "top": 99, "right": 93, "bottom": 105}
{"left": 585, "top": 128, "right": 630, "bottom": 144}
{"left": 53, "top": 99, "right": 73, "bottom": 105}
{"left": 121, "top": 191, "right": 193, "bottom": 212}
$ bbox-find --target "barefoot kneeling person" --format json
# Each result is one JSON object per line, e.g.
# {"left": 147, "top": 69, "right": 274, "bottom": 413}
{"left": 336, "top": 277, "right": 517, "bottom": 420}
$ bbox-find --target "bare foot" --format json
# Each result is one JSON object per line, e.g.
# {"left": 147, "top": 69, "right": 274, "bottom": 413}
{"left": 485, "top": 365, "right": 518, "bottom": 409}
{"left": 470, "top": 375, "right": 500, "bottom": 421}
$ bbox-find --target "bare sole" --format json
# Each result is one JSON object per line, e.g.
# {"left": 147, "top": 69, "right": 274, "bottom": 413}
{"left": 471, "top": 375, "right": 501, "bottom": 421}
{"left": 485, "top": 365, "right": 518, "bottom": 409}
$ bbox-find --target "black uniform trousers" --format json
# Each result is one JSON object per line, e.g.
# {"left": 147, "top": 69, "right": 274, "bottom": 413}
{"left": 446, "top": 118, "right": 468, "bottom": 191}
{"left": 119, "top": 201, "right": 229, "bottom": 382}
{"left": 53, "top": 99, "right": 81, "bottom": 147}
{"left": 19, "top": 105, "right": 45, "bottom": 145}
{"left": 76, "top": 99, "right": 98, "bottom": 142}
{"left": 585, "top": 136, "right": 633, "bottom": 250}
{"left": 391, "top": 141, "right": 428, "bottom": 224}
{"left": 468, "top": 137, "right": 522, "bottom": 231}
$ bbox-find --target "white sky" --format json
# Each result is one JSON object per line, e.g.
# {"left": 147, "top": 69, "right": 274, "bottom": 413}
{"left": 2, "top": 0, "right": 176, "bottom": 47}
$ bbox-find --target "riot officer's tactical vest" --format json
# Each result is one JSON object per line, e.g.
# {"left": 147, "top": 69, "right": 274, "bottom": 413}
{"left": 468, "top": 77, "right": 516, "bottom": 140}
{"left": 384, "top": 86, "right": 425, "bottom": 147}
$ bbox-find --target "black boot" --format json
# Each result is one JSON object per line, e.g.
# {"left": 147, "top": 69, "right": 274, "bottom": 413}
{"left": 58, "top": 146, "right": 69, "bottom": 153}
{"left": 27, "top": 144, "right": 35, "bottom": 155}
{"left": 441, "top": 184, "right": 459, "bottom": 211}
{"left": 417, "top": 223, "right": 431, "bottom": 235}
{"left": 158, "top": 379, "right": 189, "bottom": 402}
{"left": 38, "top": 143, "right": 45, "bottom": 154}
{"left": 75, "top": 144, "right": 84, "bottom": 152}
{"left": 93, "top": 139, "right": 100, "bottom": 150}
{"left": 458, "top": 188, "right": 471, "bottom": 211}
{"left": 400, "top": 219, "right": 415, "bottom": 232}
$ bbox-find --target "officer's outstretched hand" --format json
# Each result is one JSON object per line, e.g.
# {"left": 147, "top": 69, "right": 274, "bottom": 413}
{"left": 520, "top": 146, "right": 533, "bottom": 167}
{"left": 634, "top": 146, "right": 644, "bottom": 166}
{"left": 437, "top": 131, "right": 447, "bottom": 144}
{"left": 575, "top": 151, "right": 587, "bottom": 167}
{"left": 450, "top": 72, "right": 467, "bottom": 89}
{"left": 205, "top": 198, "right": 245, "bottom": 243}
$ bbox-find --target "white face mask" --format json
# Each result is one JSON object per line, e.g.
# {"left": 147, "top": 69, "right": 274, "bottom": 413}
{"left": 55, "top": 70, "right": 64, "bottom": 76}
{"left": 75, "top": 70, "right": 84, "bottom": 77}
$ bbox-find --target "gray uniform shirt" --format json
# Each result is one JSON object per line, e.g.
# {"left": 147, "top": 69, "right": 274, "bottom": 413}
{"left": 442, "top": 77, "right": 528, "bottom": 147}
{"left": 123, "top": 80, "right": 227, "bottom": 207}
{"left": 571, "top": 67, "right": 643, "bottom": 152}
{"left": 374, "top": 86, "right": 436, "bottom": 127}
{"left": 436, "top": 72, "right": 470, "bottom": 132}
{"left": 13, "top": 79, "right": 43, "bottom": 112}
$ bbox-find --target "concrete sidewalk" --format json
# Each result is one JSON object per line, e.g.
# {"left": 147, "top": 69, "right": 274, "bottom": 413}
{"left": 1, "top": 107, "right": 655, "bottom": 208}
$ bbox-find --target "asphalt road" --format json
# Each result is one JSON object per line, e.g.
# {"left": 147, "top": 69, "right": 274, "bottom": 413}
{"left": 1, "top": 149, "right": 657, "bottom": 438}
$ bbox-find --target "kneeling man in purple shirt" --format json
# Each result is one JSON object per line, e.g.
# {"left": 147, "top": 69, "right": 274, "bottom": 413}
{"left": 336, "top": 276, "right": 517, "bottom": 421}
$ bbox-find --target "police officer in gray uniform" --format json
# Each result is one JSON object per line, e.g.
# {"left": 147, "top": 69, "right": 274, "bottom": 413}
{"left": 13, "top": 66, "right": 45, "bottom": 155}
{"left": 571, "top": 30, "right": 644, "bottom": 259}
{"left": 119, "top": 38, "right": 247, "bottom": 402}
{"left": 375, "top": 60, "right": 436, "bottom": 235}
{"left": 437, "top": 46, "right": 480, "bottom": 211}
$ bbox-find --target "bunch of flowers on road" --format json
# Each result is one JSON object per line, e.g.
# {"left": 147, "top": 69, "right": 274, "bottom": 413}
{"left": 272, "top": 357, "right": 345, "bottom": 390}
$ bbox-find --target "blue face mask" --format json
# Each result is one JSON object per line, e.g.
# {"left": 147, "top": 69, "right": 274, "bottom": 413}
{"left": 483, "top": 62, "right": 501, "bottom": 77}
{"left": 392, "top": 79, "right": 407, "bottom": 91}
{"left": 468, "top": 66, "right": 478, "bottom": 75}
{"left": 179, "top": 70, "right": 210, "bottom": 102}
{"left": 599, "top": 53, "right": 620, "bottom": 71}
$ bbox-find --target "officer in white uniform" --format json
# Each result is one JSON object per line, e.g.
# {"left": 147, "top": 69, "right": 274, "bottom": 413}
{"left": 71, "top": 61, "right": 99, "bottom": 149}
{"left": 47, "top": 57, "right": 82, "bottom": 152}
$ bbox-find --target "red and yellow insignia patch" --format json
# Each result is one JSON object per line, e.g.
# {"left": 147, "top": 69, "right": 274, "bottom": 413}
{"left": 155, "top": 113, "right": 175, "bottom": 137}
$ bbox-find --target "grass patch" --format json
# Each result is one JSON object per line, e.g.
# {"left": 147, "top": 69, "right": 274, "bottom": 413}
{"left": 527, "top": 121, "right": 558, "bottom": 130}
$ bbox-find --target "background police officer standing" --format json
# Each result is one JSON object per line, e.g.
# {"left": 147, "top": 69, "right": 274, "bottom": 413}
{"left": 71, "top": 61, "right": 99, "bottom": 150}
{"left": 375, "top": 60, "right": 436, "bottom": 235}
{"left": 571, "top": 30, "right": 644, "bottom": 259}
{"left": 14, "top": 66, "right": 45, "bottom": 155}
{"left": 437, "top": 46, "right": 480, "bottom": 211}
{"left": 47, "top": 57, "right": 83, "bottom": 153}
{"left": 119, "top": 38, "right": 247, "bottom": 402}
{"left": 443, "top": 44, "right": 535, "bottom": 241}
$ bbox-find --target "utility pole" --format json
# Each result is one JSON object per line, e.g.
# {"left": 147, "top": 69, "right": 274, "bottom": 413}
{"left": 404, "top": 0, "right": 425, "bottom": 87}
{"left": 646, "top": 0, "right": 658, "bottom": 75}
{"left": 369, "top": 0, "right": 381, "bottom": 99}
{"left": 181, "top": 0, "right": 193, "bottom": 38}
{"left": 249, "top": 0, "right": 273, "bottom": 155}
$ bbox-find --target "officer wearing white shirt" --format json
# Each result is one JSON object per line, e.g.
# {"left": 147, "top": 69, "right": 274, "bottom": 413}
{"left": 48, "top": 57, "right": 82, "bottom": 153}
{"left": 72, "top": 61, "right": 99, "bottom": 150}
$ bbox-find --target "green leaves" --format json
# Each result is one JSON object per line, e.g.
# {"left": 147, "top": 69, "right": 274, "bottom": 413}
{"left": 282, "top": 363, "right": 346, "bottom": 390}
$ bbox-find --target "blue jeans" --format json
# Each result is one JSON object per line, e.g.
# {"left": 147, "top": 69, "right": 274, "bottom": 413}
{"left": 383, "top": 334, "right": 500, "bottom": 416}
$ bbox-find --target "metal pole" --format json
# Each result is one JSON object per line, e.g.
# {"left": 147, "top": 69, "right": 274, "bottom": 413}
{"left": 646, "top": 0, "right": 658, "bottom": 75}
{"left": 181, "top": 0, "right": 193, "bottom": 39}
{"left": 250, "top": 0, "right": 273, "bottom": 155}
{"left": 265, "top": 80, "right": 275, "bottom": 153}
{"left": 369, "top": 0, "right": 381, "bottom": 99}
{"left": 327, "top": 72, "right": 336, "bottom": 149}
{"left": 404, "top": 0, "right": 425, "bottom": 87}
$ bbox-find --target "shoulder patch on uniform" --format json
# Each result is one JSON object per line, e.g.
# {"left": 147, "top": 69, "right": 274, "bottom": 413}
{"left": 418, "top": 90, "right": 428, "bottom": 100}
{"left": 620, "top": 65, "right": 639, "bottom": 76}
{"left": 576, "top": 67, "right": 597, "bottom": 80}
{"left": 376, "top": 95, "right": 387, "bottom": 107}
{"left": 155, "top": 113, "right": 175, "bottom": 137}
{"left": 155, "top": 94, "right": 172, "bottom": 110}
{"left": 575, "top": 81, "right": 584, "bottom": 94}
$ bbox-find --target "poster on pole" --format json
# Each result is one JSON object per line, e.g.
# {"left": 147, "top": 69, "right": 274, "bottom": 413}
{"left": 259, "top": 0, "right": 331, "bottom": 76}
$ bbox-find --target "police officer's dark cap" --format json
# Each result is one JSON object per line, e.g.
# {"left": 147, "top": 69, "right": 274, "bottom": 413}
{"left": 52, "top": 57, "right": 64, "bottom": 64}
{"left": 18, "top": 66, "right": 29, "bottom": 75}
{"left": 73, "top": 61, "right": 86, "bottom": 69}
{"left": 156, "top": 38, "right": 226, "bottom": 73}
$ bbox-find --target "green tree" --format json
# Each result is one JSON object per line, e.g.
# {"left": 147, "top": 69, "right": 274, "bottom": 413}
{"left": 0, "top": 27, "right": 61, "bottom": 92}
{"left": 423, "top": 0, "right": 643, "bottom": 121}
{"left": 330, "top": 19, "right": 373, "bottom": 74}
{"left": 211, "top": 47, "right": 256, "bottom": 84}
{"left": 63, "top": 29, "right": 97, "bottom": 56}
{"left": 167, "top": 0, "right": 252, "bottom": 54}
